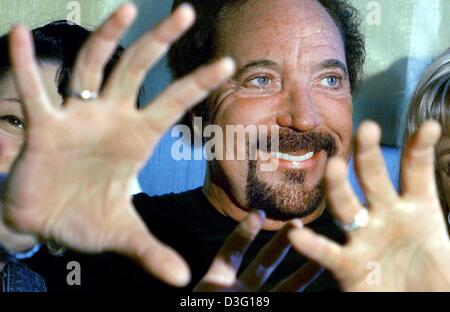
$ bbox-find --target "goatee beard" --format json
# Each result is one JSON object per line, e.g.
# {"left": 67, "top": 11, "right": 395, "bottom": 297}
{"left": 246, "top": 128, "right": 337, "bottom": 221}
{"left": 246, "top": 160, "right": 325, "bottom": 221}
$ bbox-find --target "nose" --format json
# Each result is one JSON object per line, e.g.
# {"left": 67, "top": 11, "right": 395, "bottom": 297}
{"left": 276, "top": 85, "right": 321, "bottom": 132}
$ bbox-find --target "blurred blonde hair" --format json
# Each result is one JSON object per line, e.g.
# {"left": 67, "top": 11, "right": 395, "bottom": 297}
{"left": 402, "top": 48, "right": 450, "bottom": 209}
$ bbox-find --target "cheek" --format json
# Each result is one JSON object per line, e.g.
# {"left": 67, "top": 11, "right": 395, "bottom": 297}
{"left": 315, "top": 94, "right": 353, "bottom": 154}
{"left": 211, "top": 98, "right": 275, "bottom": 195}
{"left": 213, "top": 95, "right": 278, "bottom": 132}
{"left": 214, "top": 97, "right": 276, "bottom": 160}
{"left": 0, "top": 133, "right": 23, "bottom": 172}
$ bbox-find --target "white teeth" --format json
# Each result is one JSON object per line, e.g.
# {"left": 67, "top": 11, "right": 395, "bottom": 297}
{"left": 271, "top": 151, "right": 314, "bottom": 162}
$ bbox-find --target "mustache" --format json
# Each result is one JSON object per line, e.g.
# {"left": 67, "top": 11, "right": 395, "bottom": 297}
{"left": 257, "top": 128, "right": 338, "bottom": 157}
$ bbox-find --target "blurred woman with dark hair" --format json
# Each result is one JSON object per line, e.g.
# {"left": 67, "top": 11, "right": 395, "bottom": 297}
{"left": 0, "top": 20, "right": 125, "bottom": 292}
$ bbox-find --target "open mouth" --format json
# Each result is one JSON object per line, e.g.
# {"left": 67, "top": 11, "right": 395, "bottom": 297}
{"left": 264, "top": 149, "right": 321, "bottom": 170}
{"left": 270, "top": 151, "right": 315, "bottom": 162}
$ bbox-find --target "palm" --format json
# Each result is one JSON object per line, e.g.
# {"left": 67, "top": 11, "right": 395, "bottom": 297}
{"left": 1, "top": 3, "right": 235, "bottom": 287}
{"left": 341, "top": 198, "right": 449, "bottom": 291}
{"left": 5, "top": 104, "right": 154, "bottom": 252}
{"left": 289, "top": 121, "right": 450, "bottom": 291}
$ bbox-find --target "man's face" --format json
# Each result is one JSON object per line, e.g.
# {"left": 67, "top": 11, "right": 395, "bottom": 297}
{"left": 209, "top": 0, "right": 353, "bottom": 221}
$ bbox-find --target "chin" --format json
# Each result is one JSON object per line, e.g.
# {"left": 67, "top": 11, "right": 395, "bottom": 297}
{"left": 246, "top": 160, "right": 325, "bottom": 221}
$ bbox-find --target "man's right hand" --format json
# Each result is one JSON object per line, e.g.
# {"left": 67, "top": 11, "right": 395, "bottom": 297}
{"left": 0, "top": 3, "right": 235, "bottom": 287}
{"left": 194, "top": 211, "right": 323, "bottom": 292}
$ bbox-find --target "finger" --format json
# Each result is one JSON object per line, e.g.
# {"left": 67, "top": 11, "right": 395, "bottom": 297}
{"left": 112, "top": 216, "right": 191, "bottom": 287}
{"left": 288, "top": 227, "right": 344, "bottom": 273}
{"left": 272, "top": 261, "right": 324, "bottom": 292}
{"left": 143, "top": 57, "right": 235, "bottom": 136}
{"left": 69, "top": 4, "right": 137, "bottom": 97}
{"left": 8, "top": 25, "right": 53, "bottom": 121}
{"left": 354, "top": 121, "right": 398, "bottom": 206}
{"left": 325, "top": 157, "right": 363, "bottom": 226}
{"left": 239, "top": 219, "right": 301, "bottom": 291}
{"left": 102, "top": 3, "right": 196, "bottom": 104}
{"left": 401, "top": 120, "right": 441, "bottom": 198}
{"left": 202, "top": 210, "right": 265, "bottom": 286}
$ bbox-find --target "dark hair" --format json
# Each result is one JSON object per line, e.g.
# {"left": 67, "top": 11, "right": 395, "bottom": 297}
{"left": 0, "top": 20, "right": 141, "bottom": 105}
{"left": 168, "top": 0, "right": 365, "bottom": 127}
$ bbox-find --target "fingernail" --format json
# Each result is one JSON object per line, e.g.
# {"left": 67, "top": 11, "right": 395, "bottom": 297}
{"left": 250, "top": 209, "right": 266, "bottom": 221}
{"left": 178, "top": 3, "right": 196, "bottom": 20}
{"left": 221, "top": 56, "right": 236, "bottom": 72}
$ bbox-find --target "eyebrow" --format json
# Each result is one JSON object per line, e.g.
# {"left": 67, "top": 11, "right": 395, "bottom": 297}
{"left": 234, "top": 59, "right": 279, "bottom": 80}
{"left": 0, "top": 98, "right": 21, "bottom": 103}
{"left": 233, "top": 58, "right": 349, "bottom": 80}
{"left": 319, "top": 59, "right": 349, "bottom": 79}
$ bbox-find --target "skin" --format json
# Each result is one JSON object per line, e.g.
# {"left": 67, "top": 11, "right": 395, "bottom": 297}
{"left": 0, "top": 64, "right": 62, "bottom": 172}
{"left": 196, "top": 1, "right": 450, "bottom": 290}
{"left": 206, "top": 121, "right": 450, "bottom": 291}
{"left": 194, "top": 210, "right": 322, "bottom": 291}
{"left": 0, "top": 3, "right": 238, "bottom": 287}
{"left": 1, "top": 1, "right": 337, "bottom": 289}
{"left": 289, "top": 121, "right": 450, "bottom": 291}
{"left": 1, "top": 2, "right": 448, "bottom": 291}
{"left": 203, "top": 0, "right": 353, "bottom": 230}
{"left": 436, "top": 134, "right": 450, "bottom": 214}
{"left": 0, "top": 64, "right": 61, "bottom": 273}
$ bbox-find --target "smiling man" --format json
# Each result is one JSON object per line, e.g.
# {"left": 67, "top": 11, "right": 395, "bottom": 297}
{"left": 168, "top": 0, "right": 363, "bottom": 229}
{"left": 203, "top": 0, "right": 352, "bottom": 227}
{"left": 15, "top": 0, "right": 365, "bottom": 291}
{"left": 133, "top": 0, "right": 362, "bottom": 291}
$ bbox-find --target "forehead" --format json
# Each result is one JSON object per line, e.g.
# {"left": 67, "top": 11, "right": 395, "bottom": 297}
{"left": 217, "top": 0, "right": 346, "bottom": 66}
{"left": 0, "top": 63, "right": 60, "bottom": 99}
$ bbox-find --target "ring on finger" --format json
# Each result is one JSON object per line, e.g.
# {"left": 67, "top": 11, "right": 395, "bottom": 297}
{"left": 67, "top": 89, "right": 99, "bottom": 101}
{"left": 337, "top": 207, "right": 369, "bottom": 233}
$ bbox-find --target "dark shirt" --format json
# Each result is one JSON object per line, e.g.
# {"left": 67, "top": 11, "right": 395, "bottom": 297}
{"left": 25, "top": 187, "right": 345, "bottom": 292}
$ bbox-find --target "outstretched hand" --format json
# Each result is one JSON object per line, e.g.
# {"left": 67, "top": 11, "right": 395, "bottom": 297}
{"left": 1, "top": 3, "right": 235, "bottom": 287}
{"left": 288, "top": 121, "right": 450, "bottom": 291}
{"left": 194, "top": 211, "right": 323, "bottom": 292}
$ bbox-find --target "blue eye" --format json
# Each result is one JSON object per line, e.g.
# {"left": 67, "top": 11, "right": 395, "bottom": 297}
{"left": 248, "top": 76, "right": 271, "bottom": 87}
{"left": 320, "top": 76, "right": 341, "bottom": 88}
